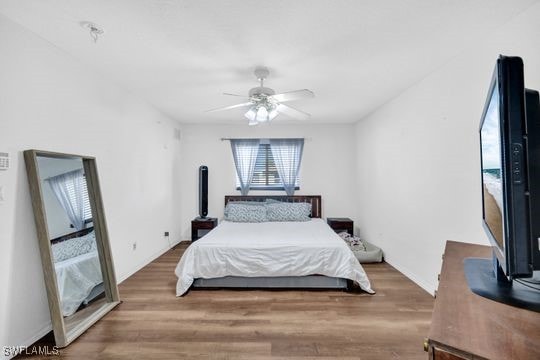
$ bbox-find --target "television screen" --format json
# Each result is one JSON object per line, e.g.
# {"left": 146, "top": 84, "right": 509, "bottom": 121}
{"left": 466, "top": 55, "right": 540, "bottom": 312}
{"left": 479, "top": 55, "right": 533, "bottom": 278}
{"left": 480, "top": 81, "right": 505, "bottom": 251}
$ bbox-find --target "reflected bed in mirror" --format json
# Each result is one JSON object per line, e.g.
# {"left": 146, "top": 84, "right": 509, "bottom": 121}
{"left": 24, "top": 150, "right": 120, "bottom": 348}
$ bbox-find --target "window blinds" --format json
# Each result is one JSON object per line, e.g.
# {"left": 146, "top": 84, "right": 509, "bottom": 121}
{"left": 236, "top": 144, "right": 300, "bottom": 189}
{"left": 65, "top": 176, "right": 92, "bottom": 221}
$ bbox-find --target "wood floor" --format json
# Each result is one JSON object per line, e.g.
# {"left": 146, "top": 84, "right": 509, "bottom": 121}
{"left": 22, "top": 242, "right": 434, "bottom": 359}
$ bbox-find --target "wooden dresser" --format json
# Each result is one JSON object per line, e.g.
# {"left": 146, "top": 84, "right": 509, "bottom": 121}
{"left": 426, "top": 241, "right": 540, "bottom": 360}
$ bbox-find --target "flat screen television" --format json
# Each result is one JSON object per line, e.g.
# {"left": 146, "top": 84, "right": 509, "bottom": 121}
{"left": 464, "top": 55, "right": 540, "bottom": 312}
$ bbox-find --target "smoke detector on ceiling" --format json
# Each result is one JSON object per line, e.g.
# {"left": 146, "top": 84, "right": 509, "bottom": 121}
{"left": 80, "top": 21, "right": 104, "bottom": 43}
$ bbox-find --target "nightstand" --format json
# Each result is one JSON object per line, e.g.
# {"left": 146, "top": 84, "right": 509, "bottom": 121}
{"left": 327, "top": 217, "right": 354, "bottom": 236}
{"left": 191, "top": 217, "right": 218, "bottom": 241}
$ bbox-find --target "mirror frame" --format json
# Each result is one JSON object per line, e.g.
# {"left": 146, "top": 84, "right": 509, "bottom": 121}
{"left": 24, "top": 150, "right": 120, "bottom": 348}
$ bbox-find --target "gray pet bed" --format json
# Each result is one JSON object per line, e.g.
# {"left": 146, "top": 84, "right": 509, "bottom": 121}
{"left": 349, "top": 240, "right": 383, "bottom": 263}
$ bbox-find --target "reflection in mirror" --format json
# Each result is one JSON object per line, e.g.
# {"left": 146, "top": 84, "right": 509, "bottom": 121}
{"left": 37, "top": 156, "right": 105, "bottom": 317}
{"left": 25, "top": 150, "right": 120, "bottom": 348}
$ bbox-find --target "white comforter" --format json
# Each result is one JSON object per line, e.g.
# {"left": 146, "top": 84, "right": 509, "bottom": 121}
{"left": 175, "top": 218, "right": 374, "bottom": 295}
{"left": 55, "top": 251, "right": 103, "bottom": 316}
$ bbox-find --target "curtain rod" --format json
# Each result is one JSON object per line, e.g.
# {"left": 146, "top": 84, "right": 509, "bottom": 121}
{"left": 220, "top": 137, "right": 310, "bottom": 141}
{"left": 43, "top": 168, "right": 85, "bottom": 181}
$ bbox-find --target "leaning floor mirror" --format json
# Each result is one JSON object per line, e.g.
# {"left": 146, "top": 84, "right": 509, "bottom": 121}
{"left": 24, "top": 150, "right": 120, "bottom": 348}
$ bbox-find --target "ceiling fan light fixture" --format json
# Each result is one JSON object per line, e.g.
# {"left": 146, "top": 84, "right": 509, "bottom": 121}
{"left": 244, "top": 107, "right": 257, "bottom": 122}
{"left": 256, "top": 106, "right": 269, "bottom": 122}
{"left": 268, "top": 107, "right": 279, "bottom": 121}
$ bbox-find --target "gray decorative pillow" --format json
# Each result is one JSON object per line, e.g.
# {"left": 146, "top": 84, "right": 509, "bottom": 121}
{"left": 266, "top": 202, "right": 311, "bottom": 222}
{"left": 52, "top": 231, "right": 97, "bottom": 263}
{"left": 224, "top": 201, "right": 264, "bottom": 217}
{"left": 224, "top": 203, "right": 267, "bottom": 222}
{"left": 228, "top": 201, "right": 264, "bottom": 205}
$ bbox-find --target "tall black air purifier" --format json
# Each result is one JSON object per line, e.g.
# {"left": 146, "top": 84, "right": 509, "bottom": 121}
{"left": 198, "top": 165, "right": 208, "bottom": 219}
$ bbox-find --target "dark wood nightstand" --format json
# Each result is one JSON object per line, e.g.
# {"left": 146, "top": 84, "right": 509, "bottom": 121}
{"left": 327, "top": 218, "right": 354, "bottom": 236}
{"left": 191, "top": 217, "right": 218, "bottom": 241}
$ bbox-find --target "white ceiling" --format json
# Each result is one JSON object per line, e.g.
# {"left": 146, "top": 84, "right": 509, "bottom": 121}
{"left": 0, "top": 0, "right": 537, "bottom": 124}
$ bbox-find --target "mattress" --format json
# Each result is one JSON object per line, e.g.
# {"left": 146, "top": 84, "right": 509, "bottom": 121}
{"left": 175, "top": 218, "right": 374, "bottom": 295}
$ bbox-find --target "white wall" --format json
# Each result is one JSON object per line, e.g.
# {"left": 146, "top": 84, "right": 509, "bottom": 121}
{"left": 177, "top": 123, "right": 358, "bottom": 239}
{"left": 0, "top": 15, "right": 182, "bottom": 354}
{"left": 354, "top": 4, "right": 540, "bottom": 294}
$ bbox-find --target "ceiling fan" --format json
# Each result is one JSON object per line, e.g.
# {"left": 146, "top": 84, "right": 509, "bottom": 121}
{"left": 207, "top": 67, "right": 315, "bottom": 125}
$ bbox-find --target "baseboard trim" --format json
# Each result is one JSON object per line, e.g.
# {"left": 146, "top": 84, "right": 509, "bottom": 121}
{"left": 383, "top": 256, "right": 437, "bottom": 296}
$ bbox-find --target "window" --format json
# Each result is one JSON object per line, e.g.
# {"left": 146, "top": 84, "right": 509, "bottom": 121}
{"left": 236, "top": 143, "right": 300, "bottom": 190}
{"left": 65, "top": 175, "right": 93, "bottom": 222}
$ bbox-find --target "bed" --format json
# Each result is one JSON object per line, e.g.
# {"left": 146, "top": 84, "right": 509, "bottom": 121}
{"left": 55, "top": 250, "right": 104, "bottom": 316}
{"left": 51, "top": 229, "right": 105, "bottom": 316}
{"left": 175, "top": 195, "right": 374, "bottom": 296}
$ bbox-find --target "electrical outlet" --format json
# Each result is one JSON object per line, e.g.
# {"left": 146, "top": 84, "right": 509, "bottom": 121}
{"left": 132, "top": 242, "right": 137, "bottom": 251}
{"left": 164, "top": 231, "right": 169, "bottom": 237}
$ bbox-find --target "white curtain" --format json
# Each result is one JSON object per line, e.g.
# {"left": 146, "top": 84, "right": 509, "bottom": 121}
{"left": 46, "top": 169, "right": 86, "bottom": 231}
{"left": 230, "top": 139, "right": 261, "bottom": 195}
{"left": 270, "top": 138, "right": 304, "bottom": 196}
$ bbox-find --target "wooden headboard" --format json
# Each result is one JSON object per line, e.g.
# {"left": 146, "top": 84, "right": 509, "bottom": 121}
{"left": 51, "top": 227, "right": 94, "bottom": 244}
{"left": 224, "top": 195, "right": 322, "bottom": 218}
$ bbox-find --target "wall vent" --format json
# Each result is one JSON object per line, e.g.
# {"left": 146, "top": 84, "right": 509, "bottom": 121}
{"left": 0, "top": 152, "right": 9, "bottom": 170}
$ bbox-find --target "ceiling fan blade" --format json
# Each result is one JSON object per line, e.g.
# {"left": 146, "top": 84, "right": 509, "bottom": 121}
{"left": 270, "top": 89, "right": 314, "bottom": 103}
{"left": 276, "top": 104, "right": 311, "bottom": 120}
{"left": 206, "top": 102, "right": 253, "bottom": 113}
{"left": 223, "top": 92, "right": 250, "bottom": 99}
